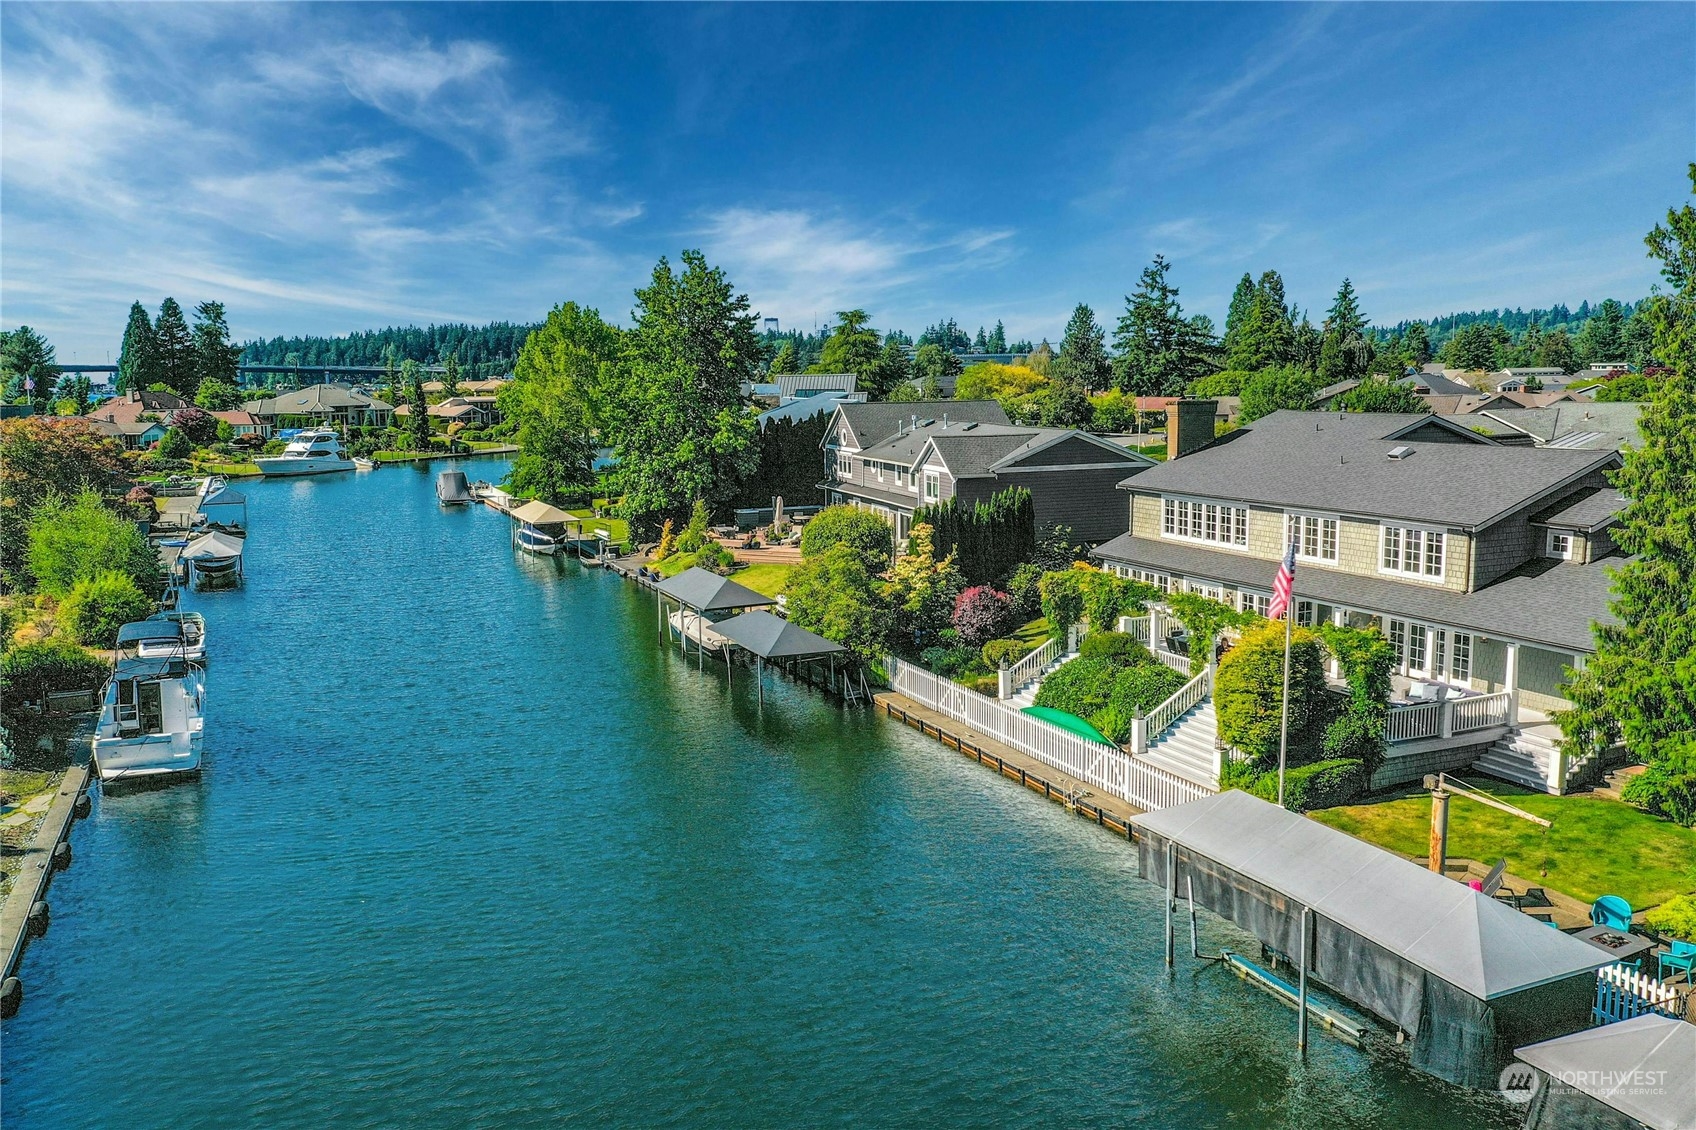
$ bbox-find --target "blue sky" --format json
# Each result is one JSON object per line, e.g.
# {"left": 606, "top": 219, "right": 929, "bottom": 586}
{"left": 3, "top": 2, "right": 1691, "bottom": 362}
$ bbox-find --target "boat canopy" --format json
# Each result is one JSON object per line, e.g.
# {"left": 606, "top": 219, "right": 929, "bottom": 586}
{"left": 1132, "top": 789, "right": 1609, "bottom": 1087}
{"left": 117, "top": 620, "right": 184, "bottom": 644}
{"left": 182, "top": 530, "right": 245, "bottom": 560}
{"left": 655, "top": 566, "right": 772, "bottom": 613}
{"left": 1516, "top": 1013, "right": 1696, "bottom": 1130}
{"left": 713, "top": 610, "right": 845, "bottom": 660}
{"left": 509, "top": 500, "right": 575, "bottom": 526}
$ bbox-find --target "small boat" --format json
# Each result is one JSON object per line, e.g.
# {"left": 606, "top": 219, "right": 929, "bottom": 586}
{"left": 145, "top": 610, "right": 206, "bottom": 661}
{"left": 254, "top": 428, "right": 356, "bottom": 476}
{"left": 516, "top": 525, "right": 561, "bottom": 555}
{"left": 181, "top": 530, "right": 245, "bottom": 587}
{"left": 436, "top": 470, "right": 472, "bottom": 505}
{"left": 353, "top": 457, "right": 378, "bottom": 471}
{"left": 508, "top": 499, "right": 573, "bottom": 555}
{"left": 92, "top": 621, "right": 205, "bottom": 783}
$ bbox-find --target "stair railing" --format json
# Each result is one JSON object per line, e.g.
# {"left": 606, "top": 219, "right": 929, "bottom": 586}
{"left": 1138, "top": 668, "right": 1212, "bottom": 753}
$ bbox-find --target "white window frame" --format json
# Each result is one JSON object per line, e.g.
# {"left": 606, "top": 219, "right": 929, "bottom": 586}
{"left": 1450, "top": 632, "right": 1472, "bottom": 683}
{"left": 836, "top": 452, "right": 854, "bottom": 477}
{"left": 1284, "top": 511, "right": 1340, "bottom": 564}
{"left": 1295, "top": 599, "right": 1316, "bottom": 628}
{"left": 1379, "top": 522, "right": 1446, "bottom": 582}
{"left": 1184, "top": 579, "right": 1225, "bottom": 602}
{"left": 923, "top": 470, "right": 940, "bottom": 502}
{"left": 1546, "top": 529, "right": 1574, "bottom": 560}
{"left": 1161, "top": 496, "right": 1249, "bottom": 550}
{"left": 1238, "top": 590, "right": 1271, "bottom": 618}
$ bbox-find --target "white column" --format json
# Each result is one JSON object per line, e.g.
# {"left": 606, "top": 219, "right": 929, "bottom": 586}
{"left": 1504, "top": 641, "right": 1521, "bottom": 725}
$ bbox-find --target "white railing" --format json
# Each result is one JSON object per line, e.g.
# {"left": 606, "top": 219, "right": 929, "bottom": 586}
{"left": 1451, "top": 691, "right": 1513, "bottom": 735}
{"left": 1151, "top": 647, "right": 1192, "bottom": 675}
{"left": 1000, "top": 636, "right": 1061, "bottom": 699}
{"left": 1144, "top": 669, "right": 1211, "bottom": 745}
{"left": 1118, "top": 615, "right": 1151, "bottom": 645}
{"left": 1386, "top": 701, "right": 1442, "bottom": 743}
{"left": 890, "top": 657, "right": 1213, "bottom": 812}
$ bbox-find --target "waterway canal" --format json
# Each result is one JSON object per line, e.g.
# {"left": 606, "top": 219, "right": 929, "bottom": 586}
{"left": 1, "top": 460, "right": 1517, "bottom": 1128}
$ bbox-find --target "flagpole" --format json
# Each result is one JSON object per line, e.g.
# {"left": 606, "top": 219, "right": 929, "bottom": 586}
{"left": 1277, "top": 552, "right": 1295, "bottom": 809}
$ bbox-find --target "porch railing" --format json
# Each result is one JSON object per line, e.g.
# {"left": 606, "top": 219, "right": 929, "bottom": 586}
{"left": 1386, "top": 701, "right": 1442, "bottom": 743}
{"left": 1150, "top": 647, "right": 1192, "bottom": 675}
{"left": 891, "top": 657, "right": 1213, "bottom": 812}
{"left": 1383, "top": 690, "right": 1516, "bottom": 744}
{"left": 1450, "top": 691, "right": 1513, "bottom": 735}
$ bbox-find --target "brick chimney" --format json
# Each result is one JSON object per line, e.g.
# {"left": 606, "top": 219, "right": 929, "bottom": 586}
{"left": 1166, "top": 399, "right": 1217, "bottom": 460}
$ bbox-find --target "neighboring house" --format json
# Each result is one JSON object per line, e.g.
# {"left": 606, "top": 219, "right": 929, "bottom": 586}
{"left": 80, "top": 389, "right": 189, "bottom": 449}
{"left": 421, "top": 377, "right": 512, "bottom": 397}
{"left": 775, "top": 373, "right": 856, "bottom": 402}
{"left": 821, "top": 399, "right": 1156, "bottom": 542}
{"left": 1309, "top": 380, "right": 1361, "bottom": 409}
{"left": 1461, "top": 403, "right": 1644, "bottom": 450}
{"left": 757, "top": 390, "right": 866, "bottom": 429}
{"left": 403, "top": 395, "right": 501, "bottom": 427}
{"left": 245, "top": 383, "right": 394, "bottom": 428}
{"left": 1491, "top": 367, "right": 1568, "bottom": 392}
{"left": 1091, "top": 409, "right": 1628, "bottom": 793}
{"left": 1398, "top": 371, "right": 1479, "bottom": 396}
{"left": 212, "top": 410, "right": 269, "bottom": 439}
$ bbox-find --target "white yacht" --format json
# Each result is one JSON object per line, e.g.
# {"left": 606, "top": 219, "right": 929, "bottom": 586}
{"left": 254, "top": 428, "right": 355, "bottom": 476}
{"left": 144, "top": 610, "right": 206, "bottom": 662}
{"left": 92, "top": 620, "right": 206, "bottom": 783}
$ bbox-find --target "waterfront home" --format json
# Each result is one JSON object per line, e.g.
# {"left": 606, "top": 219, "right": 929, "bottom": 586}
{"left": 212, "top": 410, "right": 269, "bottom": 439}
{"left": 822, "top": 400, "right": 1156, "bottom": 543}
{"left": 80, "top": 388, "right": 188, "bottom": 449}
{"left": 1092, "top": 407, "right": 1627, "bottom": 793}
{"left": 395, "top": 395, "right": 502, "bottom": 428}
{"left": 243, "top": 384, "right": 395, "bottom": 430}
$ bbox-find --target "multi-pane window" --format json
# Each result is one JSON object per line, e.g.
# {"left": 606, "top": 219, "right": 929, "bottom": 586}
{"left": 1285, "top": 513, "right": 1339, "bottom": 563}
{"left": 923, "top": 471, "right": 940, "bottom": 502}
{"left": 1185, "top": 579, "right": 1225, "bottom": 602}
{"left": 1450, "top": 632, "right": 1472, "bottom": 682}
{"left": 1381, "top": 524, "right": 1445, "bottom": 580}
{"left": 1295, "top": 600, "right": 1316, "bottom": 628}
{"left": 1546, "top": 530, "right": 1573, "bottom": 560}
{"left": 836, "top": 453, "right": 854, "bottom": 477}
{"left": 1238, "top": 591, "right": 1271, "bottom": 617}
{"left": 1162, "top": 497, "right": 1248, "bottom": 547}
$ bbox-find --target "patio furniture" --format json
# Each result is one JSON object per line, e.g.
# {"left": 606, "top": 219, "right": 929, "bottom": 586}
{"left": 1572, "top": 924, "right": 1655, "bottom": 970}
{"left": 1591, "top": 895, "right": 1634, "bottom": 931}
{"left": 1480, "top": 858, "right": 1509, "bottom": 898}
{"left": 1657, "top": 940, "right": 1696, "bottom": 984}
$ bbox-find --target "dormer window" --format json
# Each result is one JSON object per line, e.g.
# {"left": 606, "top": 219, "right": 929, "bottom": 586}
{"left": 1546, "top": 530, "right": 1574, "bottom": 560}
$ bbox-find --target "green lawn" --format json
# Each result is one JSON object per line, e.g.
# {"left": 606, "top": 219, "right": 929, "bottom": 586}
{"left": 1311, "top": 776, "right": 1696, "bottom": 909}
{"left": 732, "top": 563, "right": 794, "bottom": 597}
{"left": 1011, "top": 617, "right": 1052, "bottom": 646}
{"left": 565, "top": 511, "right": 629, "bottom": 546}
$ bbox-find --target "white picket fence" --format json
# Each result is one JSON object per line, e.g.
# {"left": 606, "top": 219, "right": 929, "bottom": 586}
{"left": 889, "top": 657, "right": 1214, "bottom": 813}
{"left": 1593, "top": 963, "right": 1684, "bottom": 1024}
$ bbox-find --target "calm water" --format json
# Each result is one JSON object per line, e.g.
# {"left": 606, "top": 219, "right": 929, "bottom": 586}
{"left": 1, "top": 460, "right": 1516, "bottom": 1128}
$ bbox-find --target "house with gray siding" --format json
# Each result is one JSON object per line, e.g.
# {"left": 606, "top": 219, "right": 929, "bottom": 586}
{"left": 1092, "top": 409, "right": 1628, "bottom": 794}
{"left": 822, "top": 400, "right": 1154, "bottom": 543}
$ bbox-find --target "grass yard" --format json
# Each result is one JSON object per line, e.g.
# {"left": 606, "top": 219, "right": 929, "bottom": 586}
{"left": 1312, "top": 775, "right": 1696, "bottom": 909}
{"left": 1011, "top": 617, "right": 1052, "bottom": 647}
{"left": 565, "top": 510, "right": 629, "bottom": 546}
{"left": 731, "top": 563, "right": 794, "bottom": 597}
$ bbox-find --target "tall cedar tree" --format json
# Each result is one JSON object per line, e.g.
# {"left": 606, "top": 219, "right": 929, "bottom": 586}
{"left": 117, "top": 301, "right": 158, "bottom": 395}
{"left": 1052, "top": 303, "right": 1111, "bottom": 392}
{"left": 191, "top": 301, "right": 242, "bottom": 395}
{"left": 2, "top": 326, "right": 62, "bottom": 413}
{"left": 442, "top": 350, "right": 461, "bottom": 398}
{"left": 403, "top": 360, "right": 431, "bottom": 451}
{"left": 1318, "top": 279, "right": 1374, "bottom": 383}
{"left": 862, "top": 337, "right": 912, "bottom": 399}
{"left": 1112, "top": 255, "right": 1218, "bottom": 395}
{"left": 1562, "top": 166, "right": 1696, "bottom": 823}
{"left": 1221, "top": 273, "right": 1257, "bottom": 359}
{"left": 1227, "top": 271, "right": 1296, "bottom": 371}
{"left": 769, "top": 339, "right": 801, "bottom": 375}
{"left": 615, "top": 251, "right": 761, "bottom": 536}
{"left": 815, "top": 309, "right": 880, "bottom": 379}
{"left": 987, "top": 320, "right": 1008, "bottom": 353}
{"left": 153, "top": 298, "right": 196, "bottom": 396}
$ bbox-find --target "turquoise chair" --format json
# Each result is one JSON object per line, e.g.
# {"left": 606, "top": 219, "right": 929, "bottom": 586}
{"left": 1658, "top": 940, "right": 1696, "bottom": 984}
{"left": 1591, "top": 895, "right": 1633, "bottom": 931}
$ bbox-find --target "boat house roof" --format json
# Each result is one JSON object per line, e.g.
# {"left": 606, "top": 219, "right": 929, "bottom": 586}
{"left": 654, "top": 567, "right": 772, "bottom": 613}
{"left": 713, "top": 610, "right": 845, "bottom": 660}
{"left": 509, "top": 500, "right": 575, "bottom": 526}
{"left": 1516, "top": 1014, "right": 1696, "bottom": 1130}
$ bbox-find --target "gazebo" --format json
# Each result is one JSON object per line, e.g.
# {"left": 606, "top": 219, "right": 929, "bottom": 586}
{"left": 653, "top": 567, "right": 772, "bottom": 668}
{"left": 1132, "top": 789, "right": 1610, "bottom": 1087}
{"left": 713, "top": 609, "right": 847, "bottom": 706}
{"left": 1515, "top": 1013, "right": 1696, "bottom": 1130}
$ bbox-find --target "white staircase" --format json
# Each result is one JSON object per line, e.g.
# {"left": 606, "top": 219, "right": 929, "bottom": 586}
{"left": 1006, "top": 648, "right": 1077, "bottom": 708}
{"left": 1138, "top": 701, "right": 1219, "bottom": 789}
{"left": 1472, "top": 723, "right": 1569, "bottom": 793}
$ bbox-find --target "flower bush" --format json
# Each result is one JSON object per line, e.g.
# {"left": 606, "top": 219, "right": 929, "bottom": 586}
{"left": 952, "top": 586, "right": 1014, "bottom": 647}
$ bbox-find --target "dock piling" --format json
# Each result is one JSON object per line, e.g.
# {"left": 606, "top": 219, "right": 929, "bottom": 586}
{"left": 1164, "top": 841, "right": 1176, "bottom": 970}
{"left": 1297, "top": 906, "right": 1311, "bottom": 1053}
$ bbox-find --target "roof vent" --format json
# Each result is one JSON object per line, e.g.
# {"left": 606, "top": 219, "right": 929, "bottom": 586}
{"left": 960, "top": 422, "right": 977, "bottom": 431}
{"left": 920, "top": 418, "right": 936, "bottom": 427}
{"left": 1387, "top": 445, "right": 1414, "bottom": 460}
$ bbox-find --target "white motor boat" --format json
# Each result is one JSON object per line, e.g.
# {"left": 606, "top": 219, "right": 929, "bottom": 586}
{"left": 92, "top": 620, "right": 206, "bottom": 783}
{"left": 254, "top": 428, "right": 355, "bottom": 476}
{"left": 515, "top": 525, "right": 561, "bottom": 555}
{"left": 145, "top": 610, "right": 206, "bottom": 661}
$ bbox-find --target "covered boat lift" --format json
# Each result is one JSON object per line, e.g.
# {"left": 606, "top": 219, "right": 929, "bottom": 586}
{"left": 508, "top": 499, "right": 573, "bottom": 554}
{"left": 196, "top": 482, "right": 247, "bottom": 530}
{"left": 653, "top": 567, "right": 771, "bottom": 669}
{"left": 714, "top": 609, "right": 848, "bottom": 707}
{"left": 1132, "top": 789, "right": 1611, "bottom": 1087}
{"left": 1515, "top": 1013, "right": 1696, "bottom": 1130}
{"left": 180, "top": 530, "right": 245, "bottom": 588}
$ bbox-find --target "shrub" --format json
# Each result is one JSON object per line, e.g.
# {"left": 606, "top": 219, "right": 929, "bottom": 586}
{"left": 652, "top": 518, "right": 676, "bottom": 561}
{"left": 961, "top": 672, "right": 1001, "bottom": 696}
{"left": 1032, "top": 658, "right": 1117, "bottom": 719}
{"left": 912, "top": 485, "right": 1035, "bottom": 587}
{"left": 800, "top": 506, "right": 894, "bottom": 571}
{"left": 1079, "top": 631, "right": 1153, "bottom": 666}
{"left": 26, "top": 490, "right": 164, "bottom": 598}
{"left": 676, "top": 499, "right": 712, "bottom": 554}
{"left": 1645, "top": 894, "right": 1696, "bottom": 942}
{"left": 981, "top": 638, "right": 1033, "bottom": 669}
{"left": 0, "top": 638, "right": 108, "bottom": 705}
{"left": 1006, "top": 562, "right": 1043, "bottom": 621}
{"left": 1621, "top": 740, "right": 1696, "bottom": 825}
{"left": 1082, "top": 572, "right": 1159, "bottom": 633}
{"left": 156, "top": 427, "right": 193, "bottom": 459}
{"left": 920, "top": 646, "right": 978, "bottom": 677}
{"left": 1245, "top": 759, "right": 1367, "bottom": 813}
{"left": 1215, "top": 619, "right": 1330, "bottom": 768}
{"left": 1038, "top": 568, "right": 1087, "bottom": 640}
{"left": 59, "top": 571, "right": 152, "bottom": 647}
{"left": 170, "top": 407, "right": 218, "bottom": 444}
{"left": 782, "top": 543, "right": 892, "bottom": 662}
{"left": 1107, "top": 664, "right": 1187, "bottom": 717}
{"left": 953, "top": 586, "right": 1015, "bottom": 647}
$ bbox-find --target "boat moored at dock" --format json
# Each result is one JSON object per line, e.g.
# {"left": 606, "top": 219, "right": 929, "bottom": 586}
{"left": 254, "top": 429, "right": 355, "bottom": 476}
{"left": 144, "top": 610, "right": 207, "bottom": 661}
{"left": 92, "top": 620, "right": 206, "bottom": 783}
{"left": 436, "top": 470, "right": 472, "bottom": 505}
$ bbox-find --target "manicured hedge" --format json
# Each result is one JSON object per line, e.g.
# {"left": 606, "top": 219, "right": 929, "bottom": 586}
{"left": 1246, "top": 758, "right": 1368, "bottom": 813}
{"left": 1079, "top": 631, "right": 1153, "bottom": 666}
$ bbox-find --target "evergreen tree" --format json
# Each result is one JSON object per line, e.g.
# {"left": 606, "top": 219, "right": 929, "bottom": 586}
{"left": 403, "top": 360, "right": 431, "bottom": 451}
{"left": 117, "top": 301, "right": 158, "bottom": 395}
{"left": 612, "top": 250, "right": 761, "bottom": 536}
{"left": 1222, "top": 272, "right": 1257, "bottom": 358}
{"left": 973, "top": 326, "right": 988, "bottom": 351}
{"left": 56, "top": 373, "right": 94, "bottom": 416}
{"left": 987, "top": 320, "right": 1008, "bottom": 353}
{"left": 1562, "top": 167, "right": 1696, "bottom": 822}
{"left": 769, "top": 339, "right": 801, "bottom": 375}
{"left": 1051, "top": 303, "right": 1111, "bottom": 393}
{"left": 1575, "top": 298, "right": 1630, "bottom": 364}
{"left": 1318, "top": 279, "right": 1374, "bottom": 383}
{"left": 1112, "top": 255, "right": 1217, "bottom": 395}
{"left": 153, "top": 298, "right": 195, "bottom": 395}
{"left": 816, "top": 309, "right": 881, "bottom": 379}
{"left": 1440, "top": 323, "right": 1509, "bottom": 370}
{"left": 1227, "top": 271, "right": 1296, "bottom": 371}
{"left": 862, "top": 337, "right": 913, "bottom": 400}
{"left": 189, "top": 300, "right": 241, "bottom": 398}
{"left": 1536, "top": 327, "right": 1577, "bottom": 372}
{"left": 1, "top": 326, "right": 62, "bottom": 413}
{"left": 442, "top": 350, "right": 461, "bottom": 398}
{"left": 1404, "top": 322, "right": 1432, "bottom": 367}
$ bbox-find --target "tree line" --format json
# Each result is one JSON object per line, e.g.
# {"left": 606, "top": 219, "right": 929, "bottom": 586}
{"left": 240, "top": 321, "right": 536, "bottom": 378}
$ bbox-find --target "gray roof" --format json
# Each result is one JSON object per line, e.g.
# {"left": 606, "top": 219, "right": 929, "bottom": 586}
{"left": 775, "top": 373, "right": 857, "bottom": 398}
{"left": 1476, "top": 403, "right": 1643, "bottom": 451}
{"left": 758, "top": 390, "right": 864, "bottom": 429}
{"left": 1397, "top": 371, "right": 1478, "bottom": 396}
{"left": 1131, "top": 790, "right": 1610, "bottom": 1000}
{"left": 832, "top": 400, "right": 1008, "bottom": 450}
{"left": 1092, "top": 533, "right": 1617, "bottom": 651}
{"left": 713, "top": 610, "right": 847, "bottom": 659}
{"left": 245, "top": 384, "right": 392, "bottom": 415}
{"left": 1533, "top": 487, "right": 1628, "bottom": 531}
{"left": 654, "top": 566, "right": 772, "bottom": 612}
{"left": 1516, "top": 1014, "right": 1696, "bottom": 1130}
{"left": 1118, "top": 410, "right": 1620, "bottom": 530}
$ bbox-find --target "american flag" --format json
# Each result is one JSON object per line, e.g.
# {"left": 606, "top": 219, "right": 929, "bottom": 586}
{"left": 1269, "top": 540, "right": 1297, "bottom": 620}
